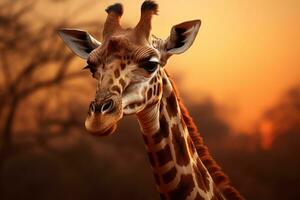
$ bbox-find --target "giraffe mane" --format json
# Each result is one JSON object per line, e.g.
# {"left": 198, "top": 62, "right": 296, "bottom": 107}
{"left": 166, "top": 71, "right": 245, "bottom": 200}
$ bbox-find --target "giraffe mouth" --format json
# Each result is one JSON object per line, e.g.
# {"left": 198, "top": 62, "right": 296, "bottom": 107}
{"left": 86, "top": 123, "right": 117, "bottom": 137}
{"left": 85, "top": 112, "right": 120, "bottom": 136}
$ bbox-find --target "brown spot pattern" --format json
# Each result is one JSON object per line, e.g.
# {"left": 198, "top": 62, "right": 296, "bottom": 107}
{"left": 157, "top": 84, "right": 161, "bottom": 95}
{"left": 111, "top": 85, "right": 121, "bottom": 94}
{"left": 120, "top": 63, "right": 126, "bottom": 70}
{"left": 108, "top": 78, "right": 114, "bottom": 84}
{"left": 166, "top": 92, "right": 178, "bottom": 118}
{"left": 150, "top": 77, "right": 155, "bottom": 84}
{"left": 119, "top": 78, "right": 126, "bottom": 88}
{"left": 152, "top": 115, "right": 169, "bottom": 144}
{"left": 115, "top": 55, "right": 122, "bottom": 60}
{"left": 147, "top": 152, "right": 156, "bottom": 167}
{"left": 193, "top": 164, "right": 208, "bottom": 192}
{"left": 172, "top": 124, "right": 190, "bottom": 166}
{"left": 187, "top": 135, "right": 196, "bottom": 155}
{"left": 196, "top": 158, "right": 210, "bottom": 191}
{"left": 159, "top": 100, "right": 164, "bottom": 113}
{"left": 166, "top": 75, "right": 245, "bottom": 200}
{"left": 168, "top": 174, "right": 195, "bottom": 200}
{"left": 129, "top": 103, "right": 135, "bottom": 109}
{"left": 162, "top": 166, "right": 177, "bottom": 184}
{"left": 142, "top": 134, "right": 149, "bottom": 145}
{"left": 162, "top": 77, "right": 168, "bottom": 85}
{"left": 147, "top": 88, "right": 153, "bottom": 100}
{"left": 156, "top": 145, "right": 172, "bottom": 167}
{"left": 114, "top": 69, "right": 120, "bottom": 78}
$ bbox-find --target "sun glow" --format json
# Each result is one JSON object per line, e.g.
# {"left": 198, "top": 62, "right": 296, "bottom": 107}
{"left": 38, "top": 0, "right": 300, "bottom": 132}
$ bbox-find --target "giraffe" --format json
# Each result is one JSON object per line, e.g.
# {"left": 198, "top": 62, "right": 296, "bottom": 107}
{"left": 58, "top": 1, "right": 245, "bottom": 200}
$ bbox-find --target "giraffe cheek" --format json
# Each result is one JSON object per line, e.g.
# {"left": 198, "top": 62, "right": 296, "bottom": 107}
{"left": 122, "top": 83, "right": 146, "bottom": 115}
{"left": 123, "top": 102, "right": 145, "bottom": 115}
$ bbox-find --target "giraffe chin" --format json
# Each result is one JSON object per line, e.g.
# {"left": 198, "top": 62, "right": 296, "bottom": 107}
{"left": 85, "top": 122, "right": 117, "bottom": 137}
{"left": 84, "top": 113, "right": 120, "bottom": 137}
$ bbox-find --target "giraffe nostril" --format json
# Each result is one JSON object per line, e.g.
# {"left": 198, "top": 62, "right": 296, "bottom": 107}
{"left": 101, "top": 99, "right": 114, "bottom": 114}
{"left": 92, "top": 98, "right": 115, "bottom": 114}
{"left": 89, "top": 101, "right": 96, "bottom": 113}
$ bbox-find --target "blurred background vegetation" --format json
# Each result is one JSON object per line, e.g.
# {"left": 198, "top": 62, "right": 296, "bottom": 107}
{"left": 0, "top": 0, "right": 300, "bottom": 199}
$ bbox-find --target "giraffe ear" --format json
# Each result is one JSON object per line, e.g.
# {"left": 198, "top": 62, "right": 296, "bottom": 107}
{"left": 165, "top": 20, "right": 201, "bottom": 54}
{"left": 58, "top": 29, "right": 101, "bottom": 59}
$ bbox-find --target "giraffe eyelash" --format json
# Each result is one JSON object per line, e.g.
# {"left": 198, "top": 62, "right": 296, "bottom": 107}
{"left": 139, "top": 56, "right": 161, "bottom": 66}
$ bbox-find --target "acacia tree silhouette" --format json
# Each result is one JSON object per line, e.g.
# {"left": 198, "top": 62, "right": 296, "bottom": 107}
{"left": 0, "top": 0, "right": 100, "bottom": 179}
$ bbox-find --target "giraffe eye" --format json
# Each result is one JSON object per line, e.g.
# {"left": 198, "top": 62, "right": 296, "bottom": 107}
{"left": 143, "top": 61, "right": 158, "bottom": 73}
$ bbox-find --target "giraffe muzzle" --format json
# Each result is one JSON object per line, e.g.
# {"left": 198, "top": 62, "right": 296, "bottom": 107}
{"left": 85, "top": 95, "right": 122, "bottom": 136}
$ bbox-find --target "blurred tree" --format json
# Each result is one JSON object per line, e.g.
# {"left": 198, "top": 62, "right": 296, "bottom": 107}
{"left": 0, "top": 2, "right": 159, "bottom": 199}
{"left": 0, "top": 0, "right": 99, "bottom": 178}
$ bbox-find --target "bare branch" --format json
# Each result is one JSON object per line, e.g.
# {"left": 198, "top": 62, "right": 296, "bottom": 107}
{"left": 18, "top": 71, "right": 85, "bottom": 99}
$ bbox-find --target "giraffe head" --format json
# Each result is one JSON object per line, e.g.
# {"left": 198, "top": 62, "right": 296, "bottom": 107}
{"left": 58, "top": 1, "right": 201, "bottom": 136}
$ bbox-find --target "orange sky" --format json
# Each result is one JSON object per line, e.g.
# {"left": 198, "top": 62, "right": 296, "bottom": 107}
{"left": 38, "top": 0, "right": 300, "bottom": 132}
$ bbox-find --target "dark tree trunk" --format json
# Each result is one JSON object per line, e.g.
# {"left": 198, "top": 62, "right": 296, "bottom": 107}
{"left": 0, "top": 97, "right": 19, "bottom": 196}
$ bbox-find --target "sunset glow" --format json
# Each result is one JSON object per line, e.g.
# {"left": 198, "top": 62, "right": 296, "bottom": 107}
{"left": 37, "top": 0, "right": 300, "bottom": 132}
{"left": 1, "top": 1, "right": 300, "bottom": 199}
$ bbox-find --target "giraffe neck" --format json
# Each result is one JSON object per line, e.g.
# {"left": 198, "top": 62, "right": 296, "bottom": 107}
{"left": 137, "top": 69, "right": 224, "bottom": 200}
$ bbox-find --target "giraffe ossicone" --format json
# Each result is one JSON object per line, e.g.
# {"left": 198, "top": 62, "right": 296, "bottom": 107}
{"left": 58, "top": 1, "right": 245, "bottom": 199}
